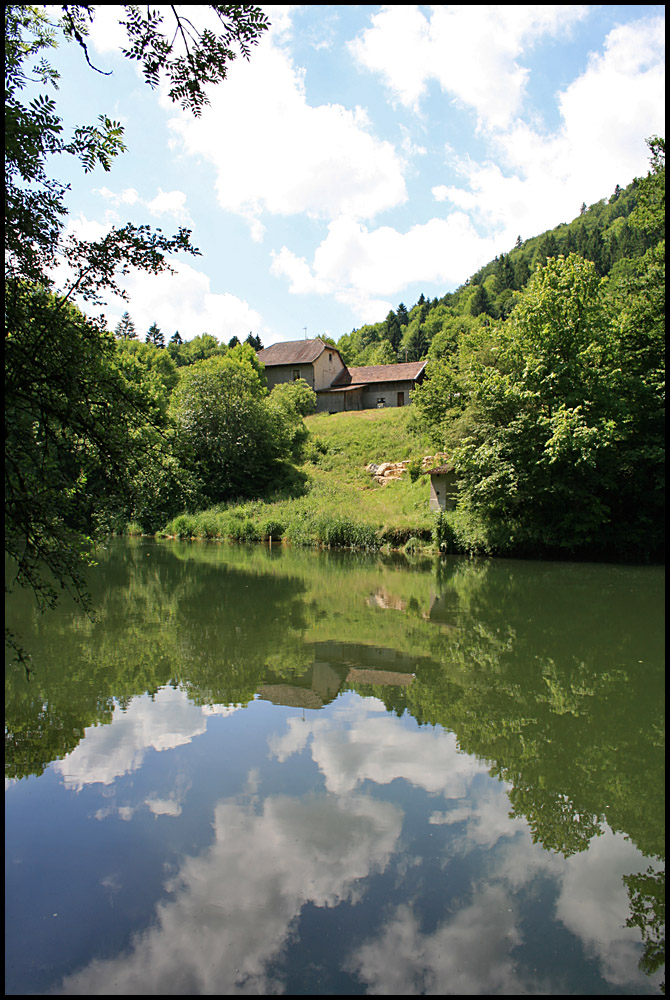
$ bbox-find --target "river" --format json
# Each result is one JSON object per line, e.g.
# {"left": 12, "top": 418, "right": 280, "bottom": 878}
{"left": 5, "top": 539, "right": 665, "bottom": 995}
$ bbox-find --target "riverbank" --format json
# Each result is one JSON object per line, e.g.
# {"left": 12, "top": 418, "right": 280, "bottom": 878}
{"left": 155, "top": 408, "right": 444, "bottom": 553}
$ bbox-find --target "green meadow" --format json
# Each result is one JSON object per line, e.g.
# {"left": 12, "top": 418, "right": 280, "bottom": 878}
{"left": 161, "top": 407, "right": 441, "bottom": 551}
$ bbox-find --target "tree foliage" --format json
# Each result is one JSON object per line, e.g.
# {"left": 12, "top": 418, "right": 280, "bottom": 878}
{"left": 114, "top": 310, "right": 137, "bottom": 340}
{"left": 5, "top": 285, "right": 166, "bottom": 639}
{"left": 5, "top": 4, "right": 269, "bottom": 656}
{"left": 59, "top": 4, "right": 269, "bottom": 116}
{"left": 170, "top": 356, "right": 290, "bottom": 501}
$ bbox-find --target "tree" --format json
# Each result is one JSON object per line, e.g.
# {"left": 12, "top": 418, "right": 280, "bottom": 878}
{"left": 384, "top": 309, "right": 402, "bottom": 351}
{"left": 245, "top": 332, "right": 263, "bottom": 351}
{"left": 468, "top": 282, "right": 492, "bottom": 317}
{"left": 266, "top": 379, "right": 317, "bottom": 462}
{"left": 145, "top": 322, "right": 165, "bottom": 348}
{"left": 170, "top": 356, "right": 284, "bottom": 501}
{"left": 5, "top": 5, "right": 269, "bottom": 656}
{"left": 170, "top": 332, "right": 222, "bottom": 366}
{"left": 5, "top": 285, "right": 168, "bottom": 653}
{"left": 114, "top": 311, "right": 137, "bottom": 340}
{"left": 453, "top": 255, "right": 625, "bottom": 554}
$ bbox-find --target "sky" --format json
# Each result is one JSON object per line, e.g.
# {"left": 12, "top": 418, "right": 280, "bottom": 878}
{"left": 42, "top": 4, "right": 665, "bottom": 347}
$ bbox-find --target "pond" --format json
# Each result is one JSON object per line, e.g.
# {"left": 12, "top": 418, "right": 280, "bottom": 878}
{"left": 5, "top": 539, "right": 665, "bottom": 995}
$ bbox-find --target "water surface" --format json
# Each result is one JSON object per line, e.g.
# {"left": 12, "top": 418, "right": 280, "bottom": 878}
{"left": 5, "top": 540, "right": 665, "bottom": 994}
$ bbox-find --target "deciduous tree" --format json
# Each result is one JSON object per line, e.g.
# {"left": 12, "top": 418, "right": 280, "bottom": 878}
{"left": 5, "top": 5, "right": 269, "bottom": 657}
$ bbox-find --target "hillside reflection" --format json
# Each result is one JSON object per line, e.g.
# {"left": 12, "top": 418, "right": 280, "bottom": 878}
{"left": 5, "top": 540, "right": 664, "bottom": 992}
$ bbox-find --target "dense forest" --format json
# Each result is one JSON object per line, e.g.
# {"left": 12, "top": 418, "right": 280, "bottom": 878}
{"left": 4, "top": 6, "right": 665, "bottom": 665}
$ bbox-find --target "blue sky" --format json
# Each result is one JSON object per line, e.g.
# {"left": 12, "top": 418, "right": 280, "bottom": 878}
{"left": 45, "top": 5, "right": 665, "bottom": 346}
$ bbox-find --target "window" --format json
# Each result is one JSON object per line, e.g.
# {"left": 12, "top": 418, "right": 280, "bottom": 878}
{"left": 293, "top": 369, "right": 300, "bottom": 380}
{"left": 328, "top": 353, "right": 333, "bottom": 362}
{"left": 377, "top": 398, "right": 386, "bottom": 408}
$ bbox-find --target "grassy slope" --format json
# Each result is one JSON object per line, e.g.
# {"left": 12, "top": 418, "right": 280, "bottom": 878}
{"left": 162, "top": 407, "right": 441, "bottom": 548}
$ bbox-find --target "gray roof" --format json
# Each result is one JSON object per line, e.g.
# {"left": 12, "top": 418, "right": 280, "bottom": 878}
{"left": 330, "top": 361, "right": 427, "bottom": 387}
{"left": 257, "top": 338, "right": 341, "bottom": 367}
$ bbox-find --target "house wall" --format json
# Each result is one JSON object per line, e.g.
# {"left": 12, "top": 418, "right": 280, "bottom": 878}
{"left": 264, "top": 363, "right": 315, "bottom": 390}
{"left": 316, "top": 388, "right": 363, "bottom": 413}
{"left": 360, "top": 380, "right": 416, "bottom": 409}
{"left": 263, "top": 348, "right": 346, "bottom": 393}
{"left": 312, "top": 349, "right": 347, "bottom": 390}
{"left": 429, "top": 471, "right": 458, "bottom": 511}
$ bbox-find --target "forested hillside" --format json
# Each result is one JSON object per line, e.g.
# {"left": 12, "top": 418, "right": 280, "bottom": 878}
{"left": 335, "top": 165, "right": 660, "bottom": 368}
{"left": 411, "top": 139, "right": 665, "bottom": 560}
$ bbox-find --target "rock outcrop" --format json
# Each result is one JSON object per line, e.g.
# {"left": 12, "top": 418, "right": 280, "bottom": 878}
{"left": 366, "top": 454, "right": 448, "bottom": 486}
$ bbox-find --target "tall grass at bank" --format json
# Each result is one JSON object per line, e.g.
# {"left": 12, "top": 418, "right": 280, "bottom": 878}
{"left": 161, "top": 408, "right": 442, "bottom": 550}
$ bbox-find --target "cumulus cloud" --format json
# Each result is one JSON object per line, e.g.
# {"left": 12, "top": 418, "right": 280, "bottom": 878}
{"left": 165, "top": 32, "right": 407, "bottom": 232}
{"left": 53, "top": 686, "right": 239, "bottom": 790}
{"left": 426, "top": 16, "right": 665, "bottom": 248}
{"left": 58, "top": 791, "right": 403, "bottom": 995}
{"left": 350, "top": 5, "right": 590, "bottom": 125}
{"left": 271, "top": 212, "right": 500, "bottom": 322}
{"left": 270, "top": 13, "right": 665, "bottom": 315}
{"left": 53, "top": 213, "right": 264, "bottom": 342}
{"left": 555, "top": 830, "right": 664, "bottom": 990}
{"left": 269, "top": 695, "right": 490, "bottom": 797}
{"left": 94, "top": 185, "right": 192, "bottom": 224}
{"left": 347, "top": 888, "right": 529, "bottom": 995}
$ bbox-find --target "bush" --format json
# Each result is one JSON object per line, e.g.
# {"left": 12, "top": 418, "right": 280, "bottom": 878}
{"left": 407, "top": 457, "right": 423, "bottom": 483}
{"left": 168, "top": 514, "right": 195, "bottom": 538}
{"left": 259, "top": 518, "right": 285, "bottom": 540}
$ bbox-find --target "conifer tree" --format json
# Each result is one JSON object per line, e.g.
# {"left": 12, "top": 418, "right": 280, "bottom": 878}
{"left": 114, "top": 311, "right": 137, "bottom": 340}
{"left": 396, "top": 302, "right": 409, "bottom": 326}
{"left": 145, "top": 322, "right": 165, "bottom": 348}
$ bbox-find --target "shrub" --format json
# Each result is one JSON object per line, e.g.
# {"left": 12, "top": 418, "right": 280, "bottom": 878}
{"left": 259, "top": 518, "right": 285, "bottom": 540}
{"left": 407, "top": 457, "right": 423, "bottom": 483}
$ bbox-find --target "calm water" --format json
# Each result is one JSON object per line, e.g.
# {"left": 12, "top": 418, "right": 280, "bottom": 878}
{"left": 5, "top": 540, "right": 665, "bottom": 995}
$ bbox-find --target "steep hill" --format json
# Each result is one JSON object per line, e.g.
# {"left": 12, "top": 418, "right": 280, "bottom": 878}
{"left": 336, "top": 171, "right": 656, "bottom": 368}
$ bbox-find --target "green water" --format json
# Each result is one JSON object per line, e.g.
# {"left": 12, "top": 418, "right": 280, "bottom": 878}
{"left": 5, "top": 540, "right": 665, "bottom": 995}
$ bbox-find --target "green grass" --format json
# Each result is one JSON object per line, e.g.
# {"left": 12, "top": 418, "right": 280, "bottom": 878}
{"left": 161, "top": 407, "right": 444, "bottom": 550}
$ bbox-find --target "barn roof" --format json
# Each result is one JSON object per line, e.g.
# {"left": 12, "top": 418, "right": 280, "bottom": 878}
{"left": 330, "top": 360, "right": 427, "bottom": 387}
{"left": 256, "top": 338, "right": 341, "bottom": 367}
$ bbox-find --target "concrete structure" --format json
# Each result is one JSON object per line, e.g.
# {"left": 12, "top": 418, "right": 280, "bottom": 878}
{"left": 426, "top": 464, "right": 458, "bottom": 511}
{"left": 257, "top": 338, "right": 427, "bottom": 413}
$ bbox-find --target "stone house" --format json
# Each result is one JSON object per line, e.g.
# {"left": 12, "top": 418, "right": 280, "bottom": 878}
{"left": 257, "top": 338, "right": 427, "bottom": 413}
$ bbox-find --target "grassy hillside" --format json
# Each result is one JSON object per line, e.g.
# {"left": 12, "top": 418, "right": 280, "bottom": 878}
{"left": 160, "top": 407, "right": 441, "bottom": 549}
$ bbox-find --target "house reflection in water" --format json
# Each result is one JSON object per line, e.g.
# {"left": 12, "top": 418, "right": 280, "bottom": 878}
{"left": 257, "top": 642, "right": 417, "bottom": 710}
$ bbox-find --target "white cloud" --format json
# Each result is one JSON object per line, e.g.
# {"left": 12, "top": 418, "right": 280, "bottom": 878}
{"left": 555, "top": 830, "right": 664, "bottom": 990}
{"left": 83, "top": 4, "right": 130, "bottom": 56}
{"left": 350, "top": 5, "right": 590, "bottom": 126}
{"left": 427, "top": 16, "right": 665, "bottom": 250}
{"left": 53, "top": 687, "right": 236, "bottom": 790}
{"left": 271, "top": 212, "right": 500, "bottom": 322}
{"left": 53, "top": 213, "right": 264, "bottom": 342}
{"left": 58, "top": 791, "right": 403, "bottom": 995}
{"left": 166, "top": 33, "right": 407, "bottom": 232}
{"left": 269, "top": 696, "right": 490, "bottom": 797}
{"left": 94, "top": 185, "right": 191, "bottom": 224}
{"left": 347, "top": 889, "right": 529, "bottom": 996}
